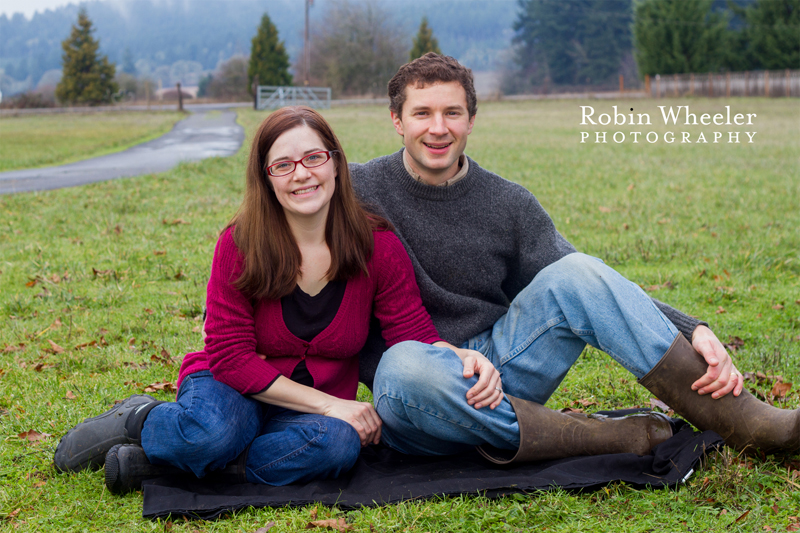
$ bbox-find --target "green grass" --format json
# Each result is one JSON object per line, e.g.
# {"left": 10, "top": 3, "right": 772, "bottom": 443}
{"left": 0, "top": 111, "right": 183, "bottom": 172}
{"left": 1, "top": 99, "right": 799, "bottom": 532}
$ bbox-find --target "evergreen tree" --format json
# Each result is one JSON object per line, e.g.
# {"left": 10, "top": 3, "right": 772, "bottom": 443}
{"left": 409, "top": 17, "right": 441, "bottom": 61}
{"left": 633, "top": 0, "right": 730, "bottom": 76}
{"left": 56, "top": 9, "right": 117, "bottom": 105}
{"left": 513, "top": 0, "right": 633, "bottom": 86}
{"left": 732, "top": 0, "right": 800, "bottom": 70}
{"left": 248, "top": 13, "right": 292, "bottom": 89}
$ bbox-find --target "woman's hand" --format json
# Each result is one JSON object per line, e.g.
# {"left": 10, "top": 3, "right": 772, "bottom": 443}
{"left": 433, "top": 342, "right": 504, "bottom": 410}
{"left": 322, "top": 398, "right": 382, "bottom": 447}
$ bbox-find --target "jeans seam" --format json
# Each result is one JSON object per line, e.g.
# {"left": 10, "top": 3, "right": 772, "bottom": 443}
{"left": 248, "top": 419, "right": 327, "bottom": 479}
{"left": 376, "top": 392, "right": 490, "bottom": 433}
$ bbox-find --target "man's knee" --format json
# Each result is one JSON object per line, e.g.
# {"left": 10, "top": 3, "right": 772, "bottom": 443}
{"left": 374, "top": 341, "right": 438, "bottom": 394}
{"left": 533, "top": 253, "right": 611, "bottom": 297}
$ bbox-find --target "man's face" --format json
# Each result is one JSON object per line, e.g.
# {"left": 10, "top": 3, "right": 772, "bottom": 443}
{"left": 391, "top": 81, "right": 475, "bottom": 186}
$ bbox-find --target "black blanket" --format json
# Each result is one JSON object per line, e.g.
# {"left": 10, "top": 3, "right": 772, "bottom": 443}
{"left": 142, "top": 417, "right": 723, "bottom": 520}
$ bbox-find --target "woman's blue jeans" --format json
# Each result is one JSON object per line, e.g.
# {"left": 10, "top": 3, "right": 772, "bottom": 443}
{"left": 373, "top": 253, "right": 680, "bottom": 456}
{"left": 140, "top": 371, "right": 361, "bottom": 485}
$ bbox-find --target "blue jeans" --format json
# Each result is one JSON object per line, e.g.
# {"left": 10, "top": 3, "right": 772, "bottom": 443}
{"left": 373, "top": 253, "right": 680, "bottom": 456}
{"left": 140, "top": 371, "right": 361, "bottom": 485}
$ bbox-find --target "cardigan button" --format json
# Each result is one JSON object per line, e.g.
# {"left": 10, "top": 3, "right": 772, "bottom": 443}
{"left": 303, "top": 342, "right": 309, "bottom": 347}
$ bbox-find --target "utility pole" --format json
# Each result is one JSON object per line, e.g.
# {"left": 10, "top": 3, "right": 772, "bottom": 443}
{"left": 304, "top": 0, "right": 312, "bottom": 86}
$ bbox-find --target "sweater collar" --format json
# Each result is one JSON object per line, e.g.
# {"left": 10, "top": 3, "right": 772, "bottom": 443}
{"left": 390, "top": 150, "right": 479, "bottom": 201}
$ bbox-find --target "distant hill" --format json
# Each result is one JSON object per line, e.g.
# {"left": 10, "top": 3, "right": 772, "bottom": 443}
{"left": 0, "top": 0, "right": 517, "bottom": 95}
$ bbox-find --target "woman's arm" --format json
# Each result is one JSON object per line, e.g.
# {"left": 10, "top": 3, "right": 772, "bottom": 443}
{"left": 251, "top": 374, "right": 381, "bottom": 446}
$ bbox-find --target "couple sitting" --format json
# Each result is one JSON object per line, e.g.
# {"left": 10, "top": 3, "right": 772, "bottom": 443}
{"left": 54, "top": 53, "right": 799, "bottom": 493}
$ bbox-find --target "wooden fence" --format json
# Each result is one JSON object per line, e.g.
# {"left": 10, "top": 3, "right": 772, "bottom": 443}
{"left": 645, "top": 69, "right": 799, "bottom": 98}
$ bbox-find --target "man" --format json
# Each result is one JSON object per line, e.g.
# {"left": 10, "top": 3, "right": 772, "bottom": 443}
{"left": 350, "top": 53, "right": 798, "bottom": 461}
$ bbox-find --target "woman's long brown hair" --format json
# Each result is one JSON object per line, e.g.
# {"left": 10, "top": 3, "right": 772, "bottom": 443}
{"left": 227, "top": 106, "right": 390, "bottom": 300}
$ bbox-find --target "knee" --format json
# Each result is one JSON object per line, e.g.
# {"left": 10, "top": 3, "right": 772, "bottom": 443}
{"left": 534, "top": 253, "right": 609, "bottom": 297}
{"left": 374, "top": 341, "right": 448, "bottom": 399}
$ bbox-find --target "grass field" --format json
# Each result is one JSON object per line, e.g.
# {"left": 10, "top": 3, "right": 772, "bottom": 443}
{"left": 0, "top": 98, "right": 799, "bottom": 532}
{"left": 0, "top": 111, "right": 182, "bottom": 172}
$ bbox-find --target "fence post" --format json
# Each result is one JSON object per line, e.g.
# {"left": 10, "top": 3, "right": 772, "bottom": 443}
{"left": 764, "top": 70, "right": 770, "bottom": 97}
{"left": 619, "top": 74, "right": 624, "bottom": 93}
{"left": 690, "top": 73, "right": 694, "bottom": 96}
{"left": 726, "top": 72, "right": 731, "bottom": 98}
{"left": 707, "top": 72, "right": 713, "bottom": 97}
{"left": 656, "top": 74, "right": 661, "bottom": 98}
{"left": 252, "top": 76, "right": 259, "bottom": 110}
{"left": 645, "top": 74, "right": 651, "bottom": 97}
{"left": 176, "top": 82, "right": 183, "bottom": 112}
{"left": 744, "top": 71, "right": 749, "bottom": 96}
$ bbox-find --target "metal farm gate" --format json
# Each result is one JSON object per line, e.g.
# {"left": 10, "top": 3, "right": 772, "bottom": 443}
{"left": 256, "top": 86, "right": 332, "bottom": 110}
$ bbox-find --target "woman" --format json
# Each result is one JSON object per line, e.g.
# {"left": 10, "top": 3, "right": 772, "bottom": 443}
{"left": 53, "top": 106, "right": 458, "bottom": 492}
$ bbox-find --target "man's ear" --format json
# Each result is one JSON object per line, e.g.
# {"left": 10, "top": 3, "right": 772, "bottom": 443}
{"left": 467, "top": 114, "right": 475, "bottom": 136}
{"left": 391, "top": 111, "right": 405, "bottom": 137}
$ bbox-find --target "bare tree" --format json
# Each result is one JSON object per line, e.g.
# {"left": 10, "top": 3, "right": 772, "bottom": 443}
{"left": 307, "top": 0, "right": 407, "bottom": 97}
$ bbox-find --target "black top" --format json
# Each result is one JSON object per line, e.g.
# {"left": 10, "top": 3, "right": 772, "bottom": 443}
{"left": 281, "top": 280, "right": 347, "bottom": 388}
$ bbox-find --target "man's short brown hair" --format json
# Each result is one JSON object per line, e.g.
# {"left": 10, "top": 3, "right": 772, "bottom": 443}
{"left": 388, "top": 53, "right": 477, "bottom": 119}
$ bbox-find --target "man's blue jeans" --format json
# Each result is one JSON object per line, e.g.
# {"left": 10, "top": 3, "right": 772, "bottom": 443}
{"left": 373, "top": 253, "right": 680, "bottom": 456}
{"left": 140, "top": 371, "right": 361, "bottom": 485}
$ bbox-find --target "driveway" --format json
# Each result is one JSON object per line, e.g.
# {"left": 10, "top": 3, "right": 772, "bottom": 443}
{"left": 0, "top": 107, "right": 245, "bottom": 195}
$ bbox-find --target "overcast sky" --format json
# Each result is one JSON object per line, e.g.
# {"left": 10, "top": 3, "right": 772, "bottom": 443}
{"left": 1, "top": 0, "right": 86, "bottom": 19}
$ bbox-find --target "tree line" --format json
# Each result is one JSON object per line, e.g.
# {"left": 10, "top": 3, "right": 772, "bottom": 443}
{"left": 508, "top": 0, "right": 799, "bottom": 92}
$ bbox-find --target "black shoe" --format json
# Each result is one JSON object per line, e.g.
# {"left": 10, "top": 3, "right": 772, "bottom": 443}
{"left": 105, "top": 444, "right": 182, "bottom": 494}
{"left": 54, "top": 394, "right": 158, "bottom": 472}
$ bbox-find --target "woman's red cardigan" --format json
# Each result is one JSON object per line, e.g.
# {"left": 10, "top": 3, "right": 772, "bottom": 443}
{"left": 178, "top": 227, "right": 442, "bottom": 400}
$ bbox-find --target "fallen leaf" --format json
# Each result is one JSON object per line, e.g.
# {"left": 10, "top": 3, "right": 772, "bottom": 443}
{"left": 143, "top": 382, "right": 177, "bottom": 393}
{"left": 796, "top": 300, "right": 800, "bottom": 305}
{"left": 35, "top": 287, "right": 52, "bottom": 298}
{"left": 716, "top": 306, "right": 726, "bottom": 314}
{"left": 3, "top": 343, "right": 26, "bottom": 353}
{"left": 33, "top": 362, "right": 53, "bottom": 372}
{"left": 771, "top": 504, "right": 779, "bottom": 514}
{"left": 33, "top": 481, "right": 46, "bottom": 488}
{"left": 772, "top": 304, "right": 784, "bottom": 310}
{"left": 724, "top": 336, "right": 744, "bottom": 352}
{"left": 174, "top": 270, "right": 185, "bottom": 280}
{"left": 598, "top": 206, "right": 611, "bottom": 213}
{"left": 310, "top": 507, "right": 318, "bottom": 520}
{"left": 163, "top": 218, "right": 190, "bottom": 226}
{"left": 47, "top": 340, "right": 65, "bottom": 354}
{"left": 252, "top": 523, "right": 276, "bottom": 533}
{"left": 622, "top": 223, "right": 630, "bottom": 230}
{"left": 25, "top": 279, "right": 38, "bottom": 287}
{"left": 734, "top": 509, "right": 750, "bottom": 524}
{"left": 650, "top": 398, "right": 671, "bottom": 411}
{"left": 771, "top": 381, "right": 792, "bottom": 399}
{"left": 573, "top": 398, "right": 598, "bottom": 408}
{"left": 65, "top": 390, "right": 77, "bottom": 400}
{"left": 627, "top": 183, "right": 635, "bottom": 191}
{"left": 73, "top": 340, "right": 98, "bottom": 350}
{"left": 18, "top": 430, "right": 52, "bottom": 442}
{"left": 306, "top": 518, "right": 353, "bottom": 531}
{"left": 144, "top": 308, "right": 154, "bottom": 315}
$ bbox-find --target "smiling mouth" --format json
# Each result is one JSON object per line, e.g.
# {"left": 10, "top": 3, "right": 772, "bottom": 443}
{"left": 293, "top": 185, "right": 318, "bottom": 195}
{"left": 423, "top": 142, "right": 452, "bottom": 150}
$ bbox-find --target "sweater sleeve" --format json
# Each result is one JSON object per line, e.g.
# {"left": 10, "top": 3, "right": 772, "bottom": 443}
{"left": 203, "top": 228, "right": 282, "bottom": 394}
{"left": 651, "top": 298, "right": 708, "bottom": 341}
{"left": 371, "top": 231, "right": 443, "bottom": 347}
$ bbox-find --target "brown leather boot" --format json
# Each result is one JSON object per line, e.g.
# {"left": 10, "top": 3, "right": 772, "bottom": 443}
{"left": 477, "top": 395, "right": 673, "bottom": 464}
{"left": 639, "top": 333, "right": 800, "bottom": 455}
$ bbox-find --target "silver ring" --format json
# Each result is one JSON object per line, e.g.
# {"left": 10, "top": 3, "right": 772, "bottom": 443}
{"left": 495, "top": 387, "right": 503, "bottom": 392}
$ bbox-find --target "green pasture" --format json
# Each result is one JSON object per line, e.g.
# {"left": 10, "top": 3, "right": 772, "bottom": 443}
{"left": 1, "top": 98, "right": 799, "bottom": 532}
{"left": 0, "top": 111, "right": 182, "bottom": 172}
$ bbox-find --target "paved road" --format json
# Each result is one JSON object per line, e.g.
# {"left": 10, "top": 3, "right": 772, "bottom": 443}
{"left": 0, "top": 108, "right": 244, "bottom": 195}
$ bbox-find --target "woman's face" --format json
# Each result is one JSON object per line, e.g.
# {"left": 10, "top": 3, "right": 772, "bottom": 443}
{"left": 266, "top": 125, "right": 337, "bottom": 223}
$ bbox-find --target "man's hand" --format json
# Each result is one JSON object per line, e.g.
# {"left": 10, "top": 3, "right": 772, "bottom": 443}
{"left": 690, "top": 325, "right": 743, "bottom": 399}
{"left": 434, "top": 342, "right": 503, "bottom": 410}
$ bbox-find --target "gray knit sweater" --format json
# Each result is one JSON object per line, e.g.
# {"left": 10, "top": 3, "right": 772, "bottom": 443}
{"left": 351, "top": 150, "right": 703, "bottom": 388}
